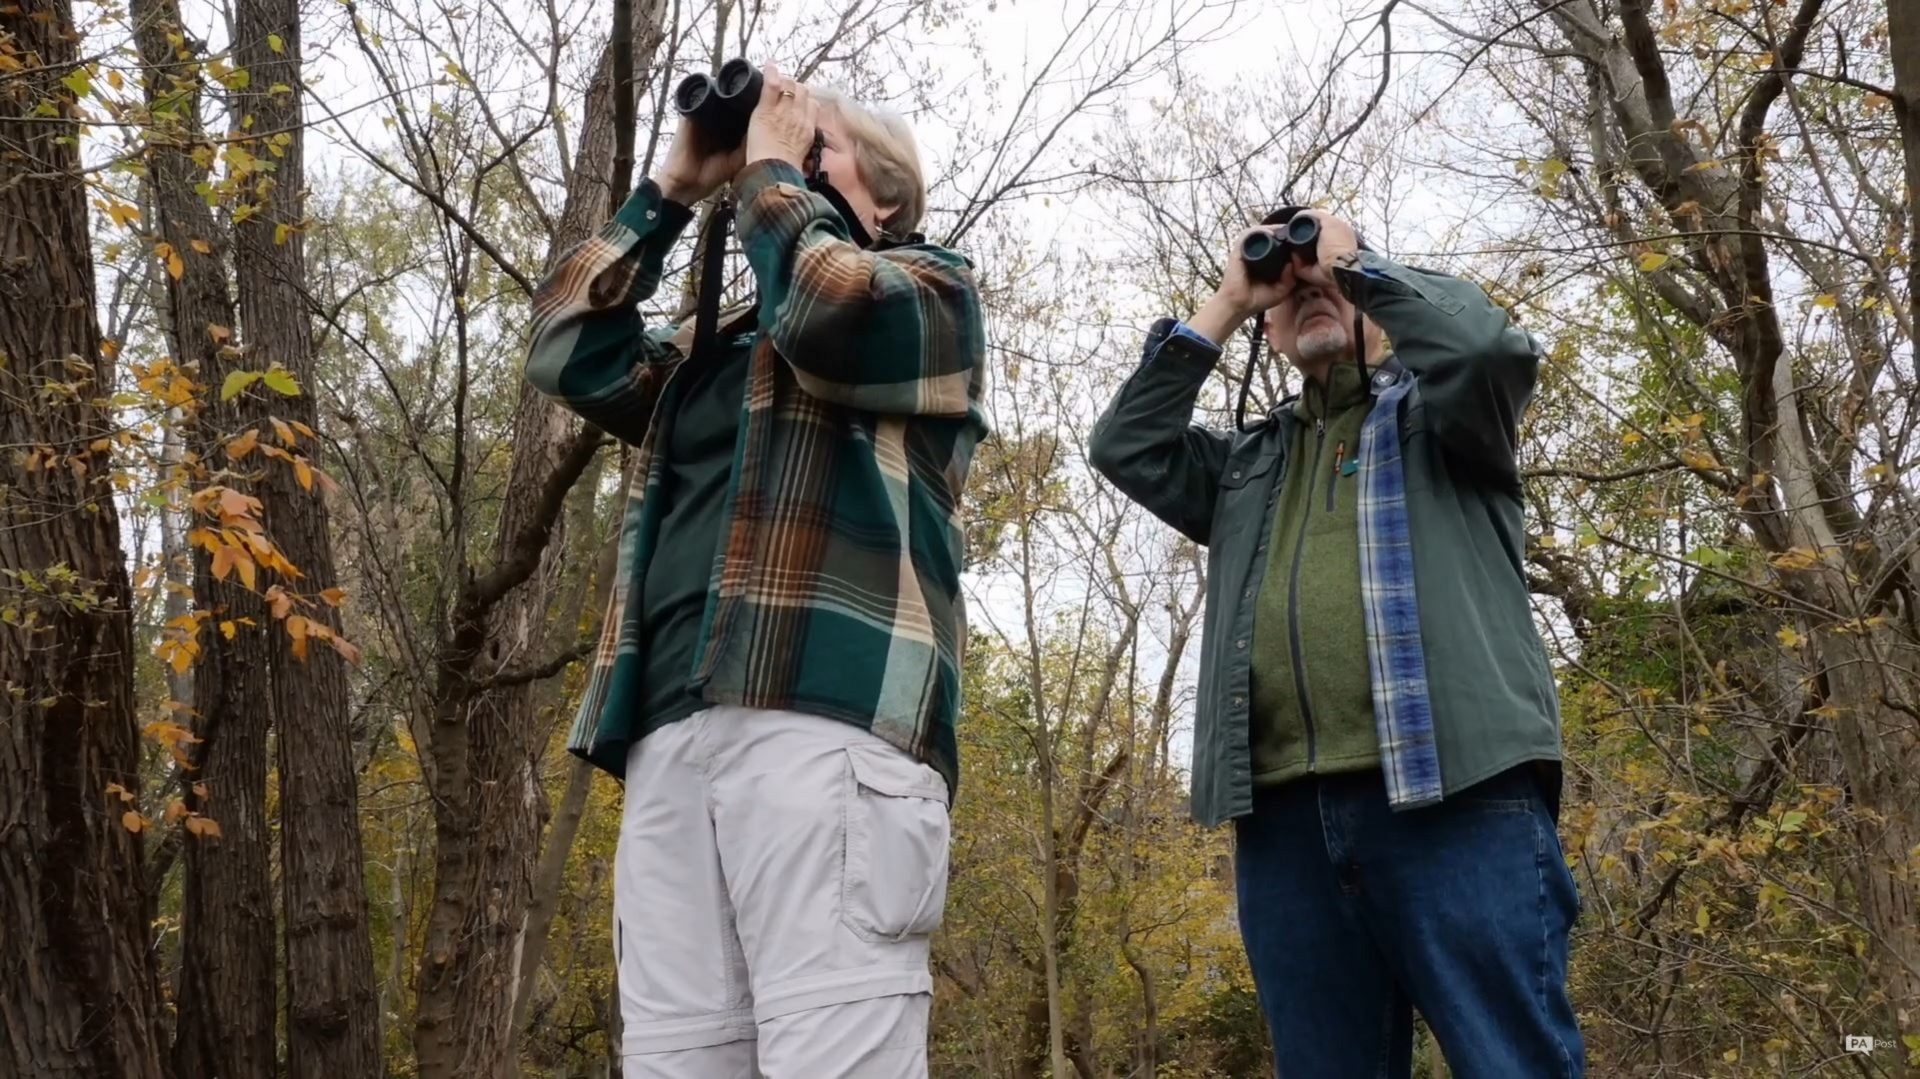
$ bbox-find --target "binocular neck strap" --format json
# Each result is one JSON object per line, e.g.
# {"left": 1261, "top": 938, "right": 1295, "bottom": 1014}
{"left": 692, "top": 197, "right": 735, "bottom": 364}
{"left": 1235, "top": 313, "right": 1263, "bottom": 433}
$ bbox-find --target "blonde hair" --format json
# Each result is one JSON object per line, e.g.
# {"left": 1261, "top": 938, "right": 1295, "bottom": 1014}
{"left": 810, "top": 87, "right": 928, "bottom": 236}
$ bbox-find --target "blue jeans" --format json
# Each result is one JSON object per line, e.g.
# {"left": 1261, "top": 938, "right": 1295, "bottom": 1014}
{"left": 1234, "top": 765, "right": 1584, "bottom": 1078}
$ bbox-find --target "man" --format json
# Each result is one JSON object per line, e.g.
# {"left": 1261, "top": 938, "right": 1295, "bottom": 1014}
{"left": 1088, "top": 207, "right": 1584, "bottom": 1076}
{"left": 525, "top": 64, "right": 985, "bottom": 1078}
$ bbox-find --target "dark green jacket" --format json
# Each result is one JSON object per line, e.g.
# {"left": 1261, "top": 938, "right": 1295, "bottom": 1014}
{"left": 1088, "top": 253, "right": 1562, "bottom": 826}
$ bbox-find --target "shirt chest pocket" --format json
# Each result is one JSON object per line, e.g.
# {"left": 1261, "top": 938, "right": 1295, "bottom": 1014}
{"left": 1219, "top": 442, "right": 1279, "bottom": 492}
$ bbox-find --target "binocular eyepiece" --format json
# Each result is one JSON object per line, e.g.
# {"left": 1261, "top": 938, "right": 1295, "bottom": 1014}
{"left": 1239, "top": 215, "right": 1321, "bottom": 283}
{"left": 673, "top": 58, "right": 763, "bottom": 149}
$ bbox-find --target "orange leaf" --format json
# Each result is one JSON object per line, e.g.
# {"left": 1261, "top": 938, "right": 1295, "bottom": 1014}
{"left": 265, "top": 585, "right": 293, "bottom": 620}
{"left": 211, "top": 543, "right": 237, "bottom": 582}
{"left": 185, "top": 815, "right": 223, "bottom": 838}
{"left": 234, "top": 551, "right": 257, "bottom": 591}
{"left": 190, "top": 238, "right": 213, "bottom": 254}
{"left": 291, "top": 420, "right": 315, "bottom": 439}
{"left": 216, "top": 487, "right": 257, "bottom": 521}
{"left": 105, "top": 781, "right": 135, "bottom": 803}
{"left": 169, "top": 645, "right": 194, "bottom": 675}
{"left": 220, "top": 620, "right": 237, "bottom": 639}
{"left": 165, "top": 800, "right": 189, "bottom": 824}
{"left": 122, "top": 810, "right": 146, "bottom": 833}
{"left": 192, "top": 782, "right": 209, "bottom": 798}
{"left": 271, "top": 417, "right": 295, "bottom": 445}
{"left": 319, "top": 587, "right": 346, "bottom": 607}
{"left": 208, "top": 322, "right": 232, "bottom": 344}
{"left": 226, "top": 428, "right": 260, "bottom": 460}
{"left": 294, "top": 456, "right": 313, "bottom": 491}
{"left": 329, "top": 634, "right": 363, "bottom": 664}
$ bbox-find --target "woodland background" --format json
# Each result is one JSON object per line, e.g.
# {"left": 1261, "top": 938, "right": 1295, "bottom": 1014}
{"left": 2, "top": 0, "right": 1917, "bottom": 1074}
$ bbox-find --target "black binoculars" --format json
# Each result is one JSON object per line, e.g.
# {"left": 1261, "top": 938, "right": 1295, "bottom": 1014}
{"left": 674, "top": 58, "right": 763, "bottom": 149}
{"left": 1239, "top": 215, "right": 1321, "bottom": 283}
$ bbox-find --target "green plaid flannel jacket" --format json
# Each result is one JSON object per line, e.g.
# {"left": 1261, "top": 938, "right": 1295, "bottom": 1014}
{"left": 525, "top": 160, "right": 988, "bottom": 793}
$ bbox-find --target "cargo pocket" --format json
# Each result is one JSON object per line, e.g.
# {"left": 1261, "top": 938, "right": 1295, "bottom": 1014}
{"left": 841, "top": 743, "right": 951, "bottom": 943}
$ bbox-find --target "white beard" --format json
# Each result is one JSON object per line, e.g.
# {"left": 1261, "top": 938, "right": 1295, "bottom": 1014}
{"left": 1295, "top": 320, "right": 1350, "bottom": 366}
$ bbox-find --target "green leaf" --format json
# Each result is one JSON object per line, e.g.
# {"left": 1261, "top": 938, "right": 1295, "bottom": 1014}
{"left": 1637, "top": 252, "right": 1671, "bottom": 273}
{"left": 220, "top": 370, "right": 259, "bottom": 401}
{"left": 260, "top": 368, "right": 300, "bottom": 396}
{"left": 1779, "top": 810, "right": 1808, "bottom": 833}
{"left": 268, "top": 33, "right": 285, "bottom": 54}
{"left": 61, "top": 66, "right": 92, "bottom": 98}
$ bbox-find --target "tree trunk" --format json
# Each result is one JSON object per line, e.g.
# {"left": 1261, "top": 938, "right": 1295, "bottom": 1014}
{"left": 514, "top": 756, "right": 598, "bottom": 1031}
{"left": 0, "top": 3, "right": 170, "bottom": 1072}
{"left": 413, "top": 6, "right": 668, "bottom": 1074}
{"left": 229, "top": 0, "right": 383, "bottom": 1073}
{"left": 131, "top": 2, "right": 281, "bottom": 1073}
{"left": 1887, "top": 0, "right": 1919, "bottom": 342}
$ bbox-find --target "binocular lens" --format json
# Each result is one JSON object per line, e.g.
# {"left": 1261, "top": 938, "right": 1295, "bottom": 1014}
{"left": 717, "top": 58, "right": 756, "bottom": 97}
{"left": 1286, "top": 216, "right": 1320, "bottom": 246}
{"left": 1241, "top": 232, "right": 1279, "bottom": 261}
{"left": 674, "top": 77, "right": 711, "bottom": 113}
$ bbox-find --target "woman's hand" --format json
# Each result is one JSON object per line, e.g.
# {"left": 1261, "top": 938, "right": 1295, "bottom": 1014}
{"left": 743, "top": 63, "right": 819, "bottom": 172}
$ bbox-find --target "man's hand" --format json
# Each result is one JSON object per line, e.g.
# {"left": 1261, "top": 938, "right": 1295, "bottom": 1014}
{"left": 1286, "top": 210, "right": 1361, "bottom": 290}
{"left": 1187, "top": 226, "right": 1294, "bottom": 344}
{"left": 744, "top": 63, "right": 819, "bottom": 172}
{"left": 655, "top": 123, "right": 745, "bottom": 206}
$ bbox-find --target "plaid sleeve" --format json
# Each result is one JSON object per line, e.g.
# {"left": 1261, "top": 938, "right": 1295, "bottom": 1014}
{"left": 733, "top": 159, "right": 984, "bottom": 417}
{"left": 524, "top": 179, "right": 695, "bottom": 444}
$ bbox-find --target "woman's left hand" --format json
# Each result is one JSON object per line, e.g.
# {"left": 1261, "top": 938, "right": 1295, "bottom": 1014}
{"left": 744, "top": 62, "right": 819, "bottom": 171}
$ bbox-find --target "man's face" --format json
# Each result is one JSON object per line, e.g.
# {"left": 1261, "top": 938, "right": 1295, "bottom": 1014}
{"left": 1258, "top": 211, "right": 1379, "bottom": 379}
{"left": 1265, "top": 264, "right": 1354, "bottom": 371}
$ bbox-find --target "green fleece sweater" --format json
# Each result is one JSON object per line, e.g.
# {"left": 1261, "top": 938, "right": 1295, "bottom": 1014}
{"left": 1249, "top": 361, "right": 1378, "bottom": 784}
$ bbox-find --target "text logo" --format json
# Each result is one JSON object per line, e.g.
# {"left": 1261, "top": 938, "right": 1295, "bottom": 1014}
{"left": 1843, "top": 1036, "right": 1875, "bottom": 1053}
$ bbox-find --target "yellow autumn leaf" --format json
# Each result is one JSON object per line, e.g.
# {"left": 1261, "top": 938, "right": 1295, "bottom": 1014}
{"left": 319, "top": 586, "right": 346, "bottom": 607}
{"left": 1637, "top": 252, "right": 1670, "bottom": 272}
{"left": 211, "top": 543, "right": 237, "bottom": 582}
{"left": 226, "top": 428, "right": 260, "bottom": 460}
{"left": 234, "top": 552, "right": 257, "bottom": 592}
{"left": 294, "top": 456, "right": 313, "bottom": 491}
{"left": 1813, "top": 293, "right": 1837, "bottom": 308}
{"left": 1621, "top": 430, "right": 1643, "bottom": 445}
{"left": 190, "top": 238, "right": 213, "bottom": 254}
{"left": 220, "top": 620, "right": 237, "bottom": 639}
{"left": 1777, "top": 625, "right": 1805, "bottom": 648}
{"left": 268, "top": 32, "right": 285, "bottom": 53}
{"left": 122, "top": 810, "right": 146, "bottom": 833}
{"left": 330, "top": 634, "right": 364, "bottom": 664}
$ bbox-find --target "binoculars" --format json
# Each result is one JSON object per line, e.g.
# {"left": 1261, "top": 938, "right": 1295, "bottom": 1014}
{"left": 674, "top": 58, "right": 764, "bottom": 150}
{"left": 1239, "top": 215, "right": 1321, "bottom": 283}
